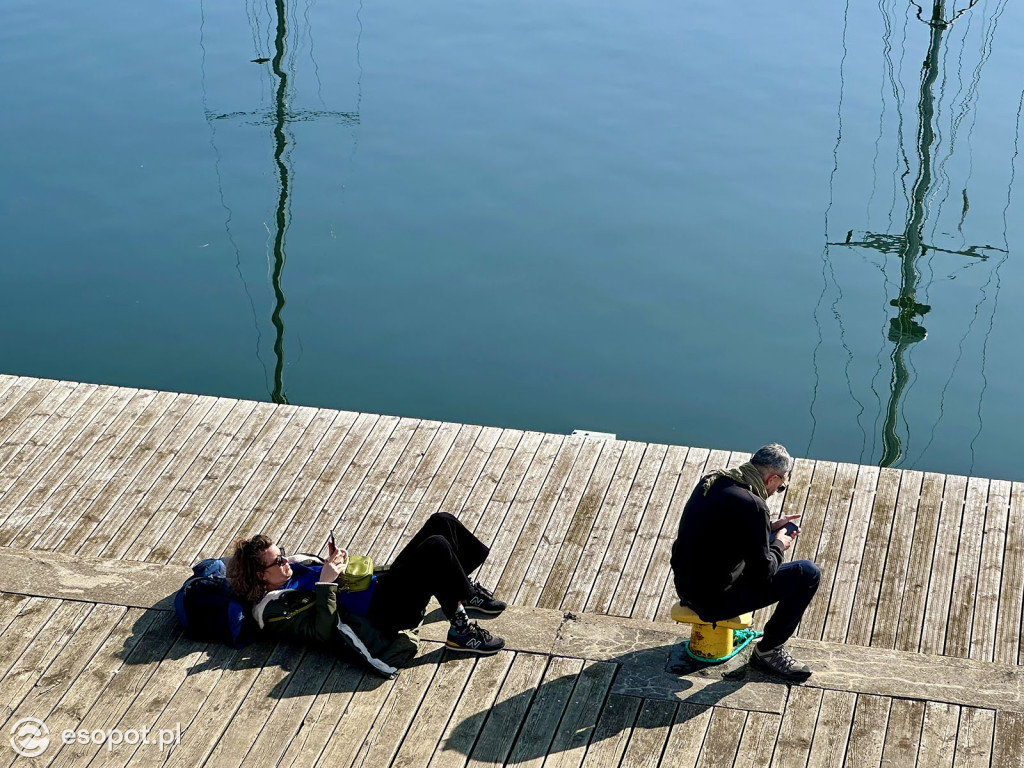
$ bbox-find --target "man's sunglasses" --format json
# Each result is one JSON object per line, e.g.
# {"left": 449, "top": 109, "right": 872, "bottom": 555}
{"left": 260, "top": 548, "right": 287, "bottom": 570}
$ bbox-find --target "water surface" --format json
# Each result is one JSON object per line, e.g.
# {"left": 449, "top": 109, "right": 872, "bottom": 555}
{"left": 2, "top": 0, "right": 1023, "bottom": 480}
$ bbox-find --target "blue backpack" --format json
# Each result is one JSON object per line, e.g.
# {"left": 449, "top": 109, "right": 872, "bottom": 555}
{"left": 174, "top": 558, "right": 260, "bottom": 648}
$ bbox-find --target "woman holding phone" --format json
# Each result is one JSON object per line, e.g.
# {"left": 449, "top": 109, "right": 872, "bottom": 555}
{"left": 227, "top": 512, "right": 506, "bottom": 677}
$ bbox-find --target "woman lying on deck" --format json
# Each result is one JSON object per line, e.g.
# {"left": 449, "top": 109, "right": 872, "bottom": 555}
{"left": 227, "top": 512, "right": 506, "bottom": 677}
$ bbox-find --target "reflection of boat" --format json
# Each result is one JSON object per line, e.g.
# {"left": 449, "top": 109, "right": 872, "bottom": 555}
{"left": 200, "top": 0, "right": 359, "bottom": 404}
{"left": 814, "top": 0, "right": 1017, "bottom": 470}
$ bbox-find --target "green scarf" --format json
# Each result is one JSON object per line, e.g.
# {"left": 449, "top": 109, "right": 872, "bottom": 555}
{"left": 701, "top": 461, "right": 769, "bottom": 501}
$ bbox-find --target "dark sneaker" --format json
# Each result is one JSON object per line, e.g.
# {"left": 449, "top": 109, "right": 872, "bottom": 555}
{"left": 464, "top": 581, "right": 506, "bottom": 617}
{"left": 750, "top": 644, "right": 812, "bottom": 681}
{"left": 446, "top": 622, "right": 505, "bottom": 655}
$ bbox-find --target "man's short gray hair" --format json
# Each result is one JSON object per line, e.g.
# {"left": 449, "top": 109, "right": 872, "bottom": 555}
{"left": 750, "top": 444, "right": 793, "bottom": 476}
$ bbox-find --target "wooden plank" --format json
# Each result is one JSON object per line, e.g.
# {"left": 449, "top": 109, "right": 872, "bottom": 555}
{"left": 134, "top": 643, "right": 251, "bottom": 768}
{"left": 227, "top": 648, "right": 338, "bottom": 768}
{"left": 294, "top": 414, "right": 403, "bottom": 557}
{"left": 654, "top": 702, "right": 713, "bottom": 768}
{"left": 536, "top": 440, "right": 625, "bottom": 611}
{"left": 559, "top": 441, "right": 646, "bottom": 614}
{"left": 844, "top": 694, "right": 890, "bottom": 768}
{"left": 167, "top": 405, "right": 311, "bottom": 564}
{"left": 0, "top": 385, "right": 129, "bottom": 546}
{"left": 427, "top": 651, "right": 515, "bottom": 768}
{"left": 56, "top": 393, "right": 211, "bottom": 555}
{"left": 277, "top": 411, "right": 381, "bottom": 548}
{"left": 205, "top": 407, "right": 340, "bottom": 556}
{"left": 274, "top": 661, "right": 368, "bottom": 768}
{"left": 542, "top": 660, "right": 617, "bottom": 768}
{"left": 513, "top": 438, "right": 605, "bottom": 608}
{"left": 579, "top": 694, "right": 644, "bottom": 768}
{"left": 450, "top": 428, "right": 524, "bottom": 533}
{"left": 433, "top": 426, "right": 503, "bottom": 520}
{"left": 733, "top": 711, "right": 782, "bottom": 768}
{"left": 770, "top": 685, "right": 823, "bottom": 768}
{"left": 0, "top": 598, "right": 64, "bottom": 689}
{"left": 917, "top": 701, "right": 959, "bottom": 768}
{"left": 464, "top": 651, "right": 548, "bottom": 768}
{"left": 201, "top": 643, "right": 314, "bottom": 768}
{"left": 921, "top": 474, "right": 968, "bottom": 656}
{"left": 1002, "top": 484, "right": 1024, "bottom": 665}
{"left": 0, "top": 378, "right": 66, "bottom": 468}
{"left": 1, "top": 607, "right": 157, "bottom": 768}
{"left": 92, "top": 397, "right": 247, "bottom": 558}
{"left": 632, "top": 445, "right": 707, "bottom": 622}
{"left": 504, "top": 655, "right": 585, "bottom": 768}
{"left": 78, "top": 633, "right": 215, "bottom": 768}
{"left": 84, "top": 395, "right": 235, "bottom": 558}
{"left": 250, "top": 408, "right": 360, "bottom": 540}
{"left": 953, "top": 707, "right": 995, "bottom": 768}
{"left": 350, "top": 650, "right": 444, "bottom": 768}
{"left": 693, "top": 706, "right": 746, "bottom": 768}
{"left": 0, "top": 377, "right": 34, "bottom": 428}
{"left": 391, "top": 653, "right": 477, "bottom": 768}
{"left": 779, "top": 457, "right": 818, "bottom": 543}
{"left": 481, "top": 434, "right": 577, "bottom": 596}
{"left": 343, "top": 418, "right": 444, "bottom": 557}
{"left": 247, "top": 411, "right": 360, "bottom": 536}
{"left": 870, "top": 469, "right": 925, "bottom": 649}
{"left": 971, "top": 479, "right": 1010, "bottom": 662}
{"left": 0, "top": 603, "right": 126, "bottom": 752}
{"left": 610, "top": 445, "right": 688, "bottom": 619}
{"left": 799, "top": 462, "right": 859, "bottom": 640}
{"left": 894, "top": 471, "right": 946, "bottom": 652}
{"left": 356, "top": 420, "right": 460, "bottom": 560}
{"left": 992, "top": 711, "right": 1024, "bottom": 768}
{"left": 846, "top": 467, "right": 901, "bottom": 647}
{"left": 821, "top": 465, "right": 879, "bottom": 644}
{"left": 377, "top": 423, "right": 481, "bottom": 563}
{"left": 878, "top": 698, "right": 924, "bottom": 766}
{"left": 0, "top": 593, "right": 31, "bottom": 637}
{"left": 308, "top": 416, "right": 421, "bottom": 556}
{"left": 28, "top": 390, "right": 192, "bottom": 551}
{"left": 177, "top": 404, "right": 321, "bottom": 561}
{"left": 127, "top": 401, "right": 280, "bottom": 562}
{"left": 10, "top": 389, "right": 169, "bottom": 551}
{"left": 804, "top": 689, "right": 856, "bottom": 768}
{"left": 0, "top": 382, "right": 103, "bottom": 509}
{"left": 0, "top": 601, "right": 92, "bottom": 724}
{"left": 788, "top": 460, "right": 838, "bottom": 565}
{"left": 618, "top": 698, "right": 677, "bottom": 768}
{"left": 467, "top": 431, "right": 548, "bottom": 551}
{"left": 945, "top": 477, "right": 990, "bottom": 658}
{"left": 43, "top": 610, "right": 183, "bottom": 768}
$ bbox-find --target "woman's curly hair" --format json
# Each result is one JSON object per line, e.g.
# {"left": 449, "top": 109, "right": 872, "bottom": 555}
{"left": 227, "top": 534, "right": 275, "bottom": 604}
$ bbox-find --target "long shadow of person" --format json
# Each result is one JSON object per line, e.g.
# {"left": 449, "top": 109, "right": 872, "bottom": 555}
{"left": 438, "top": 643, "right": 782, "bottom": 765}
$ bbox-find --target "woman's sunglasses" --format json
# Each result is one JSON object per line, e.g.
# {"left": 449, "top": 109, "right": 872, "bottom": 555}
{"left": 260, "top": 547, "right": 287, "bottom": 570}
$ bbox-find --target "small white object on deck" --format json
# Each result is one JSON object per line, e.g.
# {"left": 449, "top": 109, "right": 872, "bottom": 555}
{"left": 571, "top": 429, "right": 616, "bottom": 440}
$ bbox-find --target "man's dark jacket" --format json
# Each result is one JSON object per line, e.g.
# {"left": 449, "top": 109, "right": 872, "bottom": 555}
{"left": 670, "top": 475, "right": 785, "bottom": 622}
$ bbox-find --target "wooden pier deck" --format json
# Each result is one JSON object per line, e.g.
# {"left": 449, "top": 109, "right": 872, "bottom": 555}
{"left": 1, "top": 374, "right": 1022, "bottom": 766}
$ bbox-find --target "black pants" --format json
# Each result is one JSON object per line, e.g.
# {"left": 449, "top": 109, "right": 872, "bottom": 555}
{"left": 367, "top": 512, "right": 489, "bottom": 635}
{"left": 680, "top": 560, "right": 821, "bottom": 651}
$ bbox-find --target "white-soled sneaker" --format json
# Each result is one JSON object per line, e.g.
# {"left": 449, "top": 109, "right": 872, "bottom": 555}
{"left": 750, "top": 644, "right": 812, "bottom": 681}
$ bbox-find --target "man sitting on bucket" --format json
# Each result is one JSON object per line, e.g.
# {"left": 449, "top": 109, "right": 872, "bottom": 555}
{"left": 670, "top": 443, "right": 820, "bottom": 680}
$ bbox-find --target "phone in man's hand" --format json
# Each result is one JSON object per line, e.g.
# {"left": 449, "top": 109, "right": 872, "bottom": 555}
{"left": 770, "top": 521, "right": 800, "bottom": 543}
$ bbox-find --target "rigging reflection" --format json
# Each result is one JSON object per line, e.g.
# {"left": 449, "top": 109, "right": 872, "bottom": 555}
{"left": 813, "top": 0, "right": 1016, "bottom": 470}
{"left": 200, "top": 0, "right": 359, "bottom": 404}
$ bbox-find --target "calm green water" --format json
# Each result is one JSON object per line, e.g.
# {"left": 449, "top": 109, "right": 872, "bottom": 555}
{"left": 3, "top": 1, "right": 1023, "bottom": 480}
